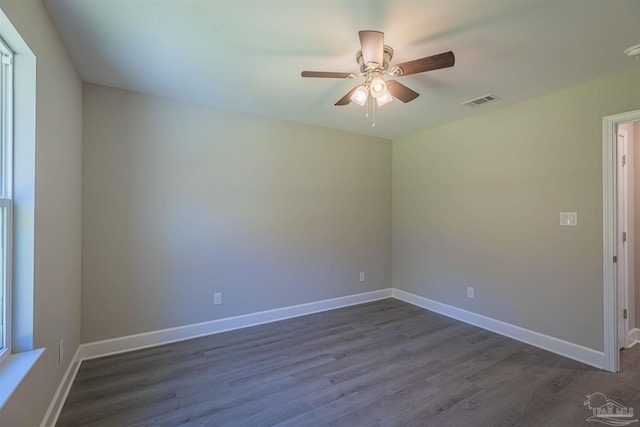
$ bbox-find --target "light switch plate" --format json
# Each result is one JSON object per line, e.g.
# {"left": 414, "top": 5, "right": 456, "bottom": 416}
{"left": 560, "top": 212, "right": 577, "bottom": 226}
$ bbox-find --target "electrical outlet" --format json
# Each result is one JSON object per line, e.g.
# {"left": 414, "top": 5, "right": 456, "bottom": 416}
{"left": 59, "top": 339, "right": 64, "bottom": 363}
{"left": 214, "top": 292, "right": 222, "bottom": 305}
{"left": 467, "top": 287, "right": 475, "bottom": 299}
{"left": 359, "top": 272, "right": 365, "bottom": 282}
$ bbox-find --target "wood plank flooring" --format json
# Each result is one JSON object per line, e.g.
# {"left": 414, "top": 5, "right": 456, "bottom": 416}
{"left": 57, "top": 299, "right": 640, "bottom": 426}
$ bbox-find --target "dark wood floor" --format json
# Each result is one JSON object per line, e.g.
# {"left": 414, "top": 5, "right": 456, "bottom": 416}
{"left": 57, "top": 299, "right": 640, "bottom": 427}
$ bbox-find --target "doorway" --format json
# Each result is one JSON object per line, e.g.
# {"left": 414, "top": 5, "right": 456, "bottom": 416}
{"left": 603, "top": 109, "right": 640, "bottom": 372}
{"left": 616, "top": 122, "right": 639, "bottom": 352}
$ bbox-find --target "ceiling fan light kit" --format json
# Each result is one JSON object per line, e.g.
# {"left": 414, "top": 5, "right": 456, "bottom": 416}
{"left": 351, "top": 85, "right": 369, "bottom": 106}
{"left": 301, "top": 30, "right": 455, "bottom": 126}
{"left": 376, "top": 91, "right": 393, "bottom": 107}
{"left": 369, "top": 75, "right": 387, "bottom": 98}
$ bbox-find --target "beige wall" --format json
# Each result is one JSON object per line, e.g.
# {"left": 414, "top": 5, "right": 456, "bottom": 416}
{"left": 0, "top": 1, "right": 83, "bottom": 426}
{"left": 393, "top": 69, "right": 640, "bottom": 351}
{"left": 82, "top": 83, "right": 392, "bottom": 342}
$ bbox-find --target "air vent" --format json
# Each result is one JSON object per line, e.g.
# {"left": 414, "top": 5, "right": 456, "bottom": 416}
{"left": 462, "top": 94, "right": 500, "bottom": 108}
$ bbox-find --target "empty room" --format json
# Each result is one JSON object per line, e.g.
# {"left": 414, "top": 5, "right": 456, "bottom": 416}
{"left": 0, "top": 0, "right": 640, "bottom": 426}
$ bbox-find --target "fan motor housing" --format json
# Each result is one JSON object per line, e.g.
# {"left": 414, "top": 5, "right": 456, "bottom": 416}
{"left": 356, "top": 45, "right": 394, "bottom": 72}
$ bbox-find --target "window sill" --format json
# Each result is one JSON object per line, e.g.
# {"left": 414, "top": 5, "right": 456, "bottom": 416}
{"left": 0, "top": 348, "right": 44, "bottom": 410}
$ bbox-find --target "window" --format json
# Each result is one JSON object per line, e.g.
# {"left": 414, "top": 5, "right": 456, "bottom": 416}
{"left": 0, "top": 36, "right": 13, "bottom": 364}
{"left": 0, "top": 17, "right": 42, "bottom": 410}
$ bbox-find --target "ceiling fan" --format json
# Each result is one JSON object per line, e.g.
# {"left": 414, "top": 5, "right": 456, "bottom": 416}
{"left": 301, "top": 30, "right": 455, "bottom": 108}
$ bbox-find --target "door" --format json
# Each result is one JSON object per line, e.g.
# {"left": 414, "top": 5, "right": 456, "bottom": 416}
{"left": 617, "top": 127, "right": 630, "bottom": 350}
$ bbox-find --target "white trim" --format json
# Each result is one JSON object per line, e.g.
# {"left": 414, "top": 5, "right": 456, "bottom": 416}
{"left": 43, "top": 287, "right": 614, "bottom": 425}
{"left": 41, "top": 288, "right": 391, "bottom": 426}
{"left": 603, "top": 109, "right": 640, "bottom": 372}
{"left": 39, "top": 346, "right": 82, "bottom": 427}
{"left": 0, "top": 348, "right": 44, "bottom": 410}
{"left": 617, "top": 128, "right": 630, "bottom": 349}
{"left": 0, "top": 33, "right": 14, "bottom": 367}
{"left": 393, "top": 289, "right": 605, "bottom": 369}
{"left": 44, "top": 286, "right": 628, "bottom": 425}
{"left": 79, "top": 288, "right": 392, "bottom": 360}
{"left": 629, "top": 328, "right": 640, "bottom": 348}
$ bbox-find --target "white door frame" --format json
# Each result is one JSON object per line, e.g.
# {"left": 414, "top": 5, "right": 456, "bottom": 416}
{"left": 603, "top": 109, "right": 640, "bottom": 372}
{"left": 617, "top": 127, "right": 630, "bottom": 350}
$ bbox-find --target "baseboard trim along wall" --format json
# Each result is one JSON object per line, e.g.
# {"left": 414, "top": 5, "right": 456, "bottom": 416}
{"left": 392, "top": 288, "right": 605, "bottom": 369}
{"left": 40, "top": 288, "right": 392, "bottom": 427}
{"left": 39, "top": 346, "right": 82, "bottom": 427}
{"left": 78, "top": 288, "right": 393, "bottom": 360}
{"left": 629, "top": 328, "right": 640, "bottom": 348}
{"left": 42, "top": 287, "right": 609, "bottom": 426}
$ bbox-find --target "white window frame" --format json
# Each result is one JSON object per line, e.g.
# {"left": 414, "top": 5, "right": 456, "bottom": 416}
{"left": 0, "top": 36, "right": 13, "bottom": 366}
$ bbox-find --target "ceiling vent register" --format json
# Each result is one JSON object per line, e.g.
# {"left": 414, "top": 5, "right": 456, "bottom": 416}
{"left": 462, "top": 94, "right": 500, "bottom": 108}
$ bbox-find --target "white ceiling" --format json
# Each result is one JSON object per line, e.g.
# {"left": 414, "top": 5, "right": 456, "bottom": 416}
{"left": 43, "top": 0, "right": 640, "bottom": 140}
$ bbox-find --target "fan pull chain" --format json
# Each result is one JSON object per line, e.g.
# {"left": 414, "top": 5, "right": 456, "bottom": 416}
{"left": 372, "top": 98, "right": 376, "bottom": 127}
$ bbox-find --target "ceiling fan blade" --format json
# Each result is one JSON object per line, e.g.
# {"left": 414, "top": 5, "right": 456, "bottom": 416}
{"left": 301, "top": 71, "right": 352, "bottom": 78}
{"left": 359, "top": 30, "right": 384, "bottom": 68}
{"left": 335, "top": 85, "right": 361, "bottom": 106}
{"left": 392, "top": 51, "right": 455, "bottom": 76}
{"left": 386, "top": 80, "right": 420, "bottom": 103}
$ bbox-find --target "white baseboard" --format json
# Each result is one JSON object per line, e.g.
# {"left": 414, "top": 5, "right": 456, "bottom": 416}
{"left": 39, "top": 346, "right": 82, "bottom": 427}
{"left": 43, "top": 286, "right": 608, "bottom": 426}
{"left": 79, "top": 287, "right": 604, "bottom": 368}
{"left": 392, "top": 288, "right": 605, "bottom": 369}
{"left": 629, "top": 328, "right": 640, "bottom": 348}
{"left": 40, "top": 288, "right": 391, "bottom": 427}
{"left": 79, "top": 288, "right": 393, "bottom": 360}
